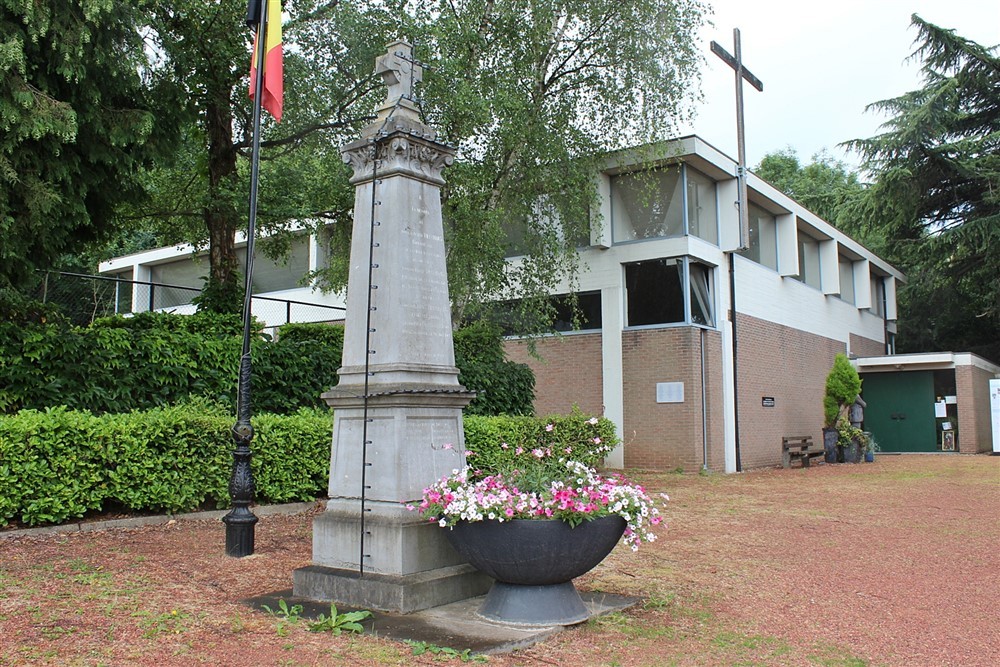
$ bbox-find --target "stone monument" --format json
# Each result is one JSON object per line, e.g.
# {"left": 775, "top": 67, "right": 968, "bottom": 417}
{"left": 293, "top": 40, "right": 492, "bottom": 613}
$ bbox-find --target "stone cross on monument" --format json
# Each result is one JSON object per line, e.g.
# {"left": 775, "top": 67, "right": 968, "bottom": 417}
{"left": 374, "top": 40, "right": 422, "bottom": 118}
{"left": 292, "top": 40, "right": 492, "bottom": 613}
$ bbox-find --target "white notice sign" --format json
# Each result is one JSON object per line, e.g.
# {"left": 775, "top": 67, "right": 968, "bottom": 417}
{"left": 990, "top": 379, "right": 1000, "bottom": 454}
{"left": 656, "top": 382, "right": 684, "bottom": 404}
{"left": 934, "top": 401, "right": 947, "bottom": 418}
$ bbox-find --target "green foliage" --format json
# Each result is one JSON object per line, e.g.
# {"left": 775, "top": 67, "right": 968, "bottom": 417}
{"left": 306, "top": 604, "right": 372, "bottom": 635}
{"left": 0, "top": 0, "right": 166, "bottom": 289}
{"left": 463, "top": 409, "right": 617, "bottom": 474}
{"left": 823, "top": 354, "right": 862, "bottom": 437}
{"left": 404, "top": 640, "right": 484, "bottom": 662}
{"left": 261, "top": 599, "right": 304, "bottom": 636}
{"left": 846, "top": 16, "right": 1000, "bottom": 362}
{"left": 754, "top": 149, "right": 864, "bottom": 232}
{"left": 454, "top": 321, "right": 535, "bottom": 415}
{"left": 0, "top": 401, "right": 330, "bottom": 527}
{"left": 0, "top": 312, "right": 342, "bottom": 415}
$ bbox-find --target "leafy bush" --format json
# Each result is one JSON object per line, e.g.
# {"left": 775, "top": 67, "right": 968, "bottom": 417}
{"left": 0, "top": 313, "right": 346, "bottom": 415}
{"left": 464, "top": 409, "right": 617, "bottom": 473}
{"left": 454, "top": 321, "right": 535, "bottom": 415}
{"left": 0, "top": 403, "right": 610, "bottom": 528}
{"left": 823, "top": 353, "right": 862, "bottom": 427}
{"left": 0, "top": 401, "right": 330, "bottom": 527}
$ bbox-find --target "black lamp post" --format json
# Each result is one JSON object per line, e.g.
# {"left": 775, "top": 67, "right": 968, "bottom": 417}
{"left": 222, "top": 0, "right": 270, "bottom": 557}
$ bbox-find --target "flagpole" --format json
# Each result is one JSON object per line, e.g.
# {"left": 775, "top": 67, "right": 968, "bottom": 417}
{"left": 223, "top": 0, "right": 270, "bottom": 557}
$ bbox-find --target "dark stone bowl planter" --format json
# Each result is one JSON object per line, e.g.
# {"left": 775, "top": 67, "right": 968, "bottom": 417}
{"left": 822, "top": 428, "right": 839, "bottom": 464}
{"left": 444, "top": 515, "right": 626, "bottom": 626}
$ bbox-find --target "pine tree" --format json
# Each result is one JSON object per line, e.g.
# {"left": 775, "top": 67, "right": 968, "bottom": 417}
{"left": 846, "top": 15, "right": 1000, "bottom": 361}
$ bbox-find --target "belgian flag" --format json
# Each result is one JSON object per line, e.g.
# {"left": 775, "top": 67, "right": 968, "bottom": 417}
{"left": 248, "top": 0, "right": 283, "bottom": 122}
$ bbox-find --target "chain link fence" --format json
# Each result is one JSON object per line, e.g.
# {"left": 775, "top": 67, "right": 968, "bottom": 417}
{"left": 31, "top": 271, "right": 344, "bottom": 333}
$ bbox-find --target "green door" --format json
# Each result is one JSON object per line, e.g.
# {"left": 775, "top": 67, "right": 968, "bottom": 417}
{"left": 861, "top": 371, "right": 938, "bottom": 452}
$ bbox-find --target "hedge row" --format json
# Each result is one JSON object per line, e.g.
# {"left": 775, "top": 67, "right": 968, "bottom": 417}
{"left": 0, "top": 405, "right": 613, "bottom": 527}
{"left": 0, "top": 312, "right": 533, "bottom": 417}
{"left": 0, "top": 399, "right": 332, "bottom": 527}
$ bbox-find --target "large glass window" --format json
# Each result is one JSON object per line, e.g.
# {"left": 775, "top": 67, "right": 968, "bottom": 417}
{"left": 870, "top": 277, "right": 885, "bottom": 317}
{"left": 838, "top": 256, "right": 855, "bottom": 304}
{"left": 625, "top": 258, "right": 715, "bottom": 328}
{"left": 686, "top": 167, "right": 718, "bottom": 244}
{"left": 689, "top": 262, "right": 715, "bottom": 326}
{"left": 611, "top": 169, "right": 684, "bottom": 241}
{"left": 551, "top": 291, "right": 602, "bottom": 332}
{"left": 795, "top": 235, "right": 821, "bottom": 289}
{"left": 738, "top": 204, "right": 778, "bottom": 270}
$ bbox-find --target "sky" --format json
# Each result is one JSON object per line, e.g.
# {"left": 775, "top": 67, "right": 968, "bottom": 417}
{"left": 679, "top": 0, "right": 1000, "bottom": 171}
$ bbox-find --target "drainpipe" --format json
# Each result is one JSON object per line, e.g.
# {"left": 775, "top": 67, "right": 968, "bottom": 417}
{"left": 729, "top": 253, "right": 742, "bottom": 472}
{"left": 700, "top": 327, "right": 709, "bottom": 471}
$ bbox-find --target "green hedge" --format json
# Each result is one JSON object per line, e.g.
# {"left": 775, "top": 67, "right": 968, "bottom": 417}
{"left": 0, "top": 405, "right": 610, "bottom": 528}
{"left": 0, "top": 400, "right": 331, "bottom": 527}
{"left": 0, "top": 314, "right": 532, "bottom": 417}
{"left": 454, "top": 321, "right": 534, "bottom": 416}
{"left": 0, "top": 313, "right": 344, "bottom": 415}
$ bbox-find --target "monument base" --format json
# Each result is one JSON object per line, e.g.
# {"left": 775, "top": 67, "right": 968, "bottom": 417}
{"left": 292, "top": 563, "right": 493, "bottom": 614}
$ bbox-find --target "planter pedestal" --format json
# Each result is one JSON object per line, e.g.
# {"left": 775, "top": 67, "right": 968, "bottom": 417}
{"left": 444, "top": 516, "right": 626, "bottom": 627}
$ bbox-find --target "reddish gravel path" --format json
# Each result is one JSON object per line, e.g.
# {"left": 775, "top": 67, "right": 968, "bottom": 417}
{"left": 1, "top": 454, "right": 997, "bottom": 666}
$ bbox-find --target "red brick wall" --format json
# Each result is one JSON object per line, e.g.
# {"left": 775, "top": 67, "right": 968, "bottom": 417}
{"left": 956, "top": 363, "right": 996, "bottom": 453}
{"left": 620, "top": 328, "right": 724, "bottom": 472}
{"left": 736, "top": 314, "right": 845, "bottom": 469}
{"left": 850, "top": 332, "right": 885, "bottom": 357}
{"left": 504, "top": 334, "right": 604, "bottom": 417}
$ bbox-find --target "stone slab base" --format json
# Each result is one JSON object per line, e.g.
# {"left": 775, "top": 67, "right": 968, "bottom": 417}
{"left": 292, "top": 563, "right": 492, "bottom": 614}
{"left": 248, "top": 589, "right": 639, "bottom": 655}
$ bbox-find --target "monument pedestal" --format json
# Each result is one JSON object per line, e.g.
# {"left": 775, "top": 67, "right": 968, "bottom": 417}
{"left": 292, "top": 43, "right": 493, "bottom": 611}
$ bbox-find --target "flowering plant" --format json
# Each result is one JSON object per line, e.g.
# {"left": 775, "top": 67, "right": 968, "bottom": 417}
{"left": 410, "top": 418, "right": 665, "bottom": 551}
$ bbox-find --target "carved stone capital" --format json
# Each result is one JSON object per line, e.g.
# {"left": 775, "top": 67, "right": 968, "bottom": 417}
{"left": 341, "top": 130, "right": 455, "bottom": 186}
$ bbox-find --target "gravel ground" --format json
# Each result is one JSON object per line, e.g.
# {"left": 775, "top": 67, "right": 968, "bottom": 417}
{"left": 1, "top": 453, "right": 997, "bottom": 666}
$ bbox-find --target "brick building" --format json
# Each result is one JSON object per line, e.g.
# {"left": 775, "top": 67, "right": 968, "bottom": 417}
{"left": 100, "top": 136, "right": 905, "bottom": 472}
{"left": 502, "top": 136, "right": 901, "bottom": 472}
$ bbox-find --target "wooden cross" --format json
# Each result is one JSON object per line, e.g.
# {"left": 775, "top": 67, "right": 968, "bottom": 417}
{"left": 375, "top": 40, "right": 422, "bottom": 109}
{"left": 711, "top": 29, "right": 763, "bottom": 251}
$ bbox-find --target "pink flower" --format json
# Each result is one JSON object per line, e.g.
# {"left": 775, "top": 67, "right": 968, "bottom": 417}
{"left": 532, "top": 448, "right": 545, "bottom": 459}
{"left": 587, "top": 417, "right": 599, "bottom": 425}
{"left": 593, "top": 437, "right": 601, "bottom": 445}
{"left": 545, "top": 423, "right": 554, "bottom": 432}
{"left": 501, "top": 442, "right": 509, "bottom": 450}
{"left": 515, "top": 447, "right": 524, "bottom": 455}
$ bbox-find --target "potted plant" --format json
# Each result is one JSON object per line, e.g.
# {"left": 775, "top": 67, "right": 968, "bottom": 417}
{"left": 411, "top": 416, "right": 663, "bottom": 626}
{"left": 863, "top": 431, "right": 879, "bottom": 463}
{"left": 822, "top": 353, "right": 863, "bottom": 463}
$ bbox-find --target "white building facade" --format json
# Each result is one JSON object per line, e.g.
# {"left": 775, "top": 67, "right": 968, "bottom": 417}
{"left": 101, "top": 136, "right": 903, "bottom": 472}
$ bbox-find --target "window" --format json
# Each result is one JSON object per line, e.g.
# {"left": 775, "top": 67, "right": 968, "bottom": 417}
{"left": 625, "top": 258, "right": 715, "bottom": 328}
{"left": 738, "top": 204, "right": 778, "bottom": 270}
{"left": 240, "top": 235, "right": 309, "bottom": 293}
{"left": 625, "top": 259, "right": 684, "bottom": 325}
{"left": 611, "top": 168, "right": 684, "bottom": 241}
{"left": 551, "top": 291, "right": 602, "bottom": 331}
{"left": 689, "top": 262, "right": 715, "bottom": 326}
{"left": 150, "top": 257, "right": 207, "bottom": 309}
{"left": 795, "top": 235, "right": 821, "bottom": 289}
{"left": 838, "top": 256, "right": 855, "bottom": 304}
{"left": 686, "top": 167, "right": 718, "bottom": 244}
{"left": 870, "top": 277, "right": 885, "bottom": 317}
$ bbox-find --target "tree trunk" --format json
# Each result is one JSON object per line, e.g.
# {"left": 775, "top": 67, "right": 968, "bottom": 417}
{"left": 204, "top": 97, "right": 242, "bottom": 311}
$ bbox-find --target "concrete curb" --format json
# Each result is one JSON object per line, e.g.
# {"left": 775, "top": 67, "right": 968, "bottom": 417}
{"left": 0, "top": 500, "right": 323, "bottom": 540}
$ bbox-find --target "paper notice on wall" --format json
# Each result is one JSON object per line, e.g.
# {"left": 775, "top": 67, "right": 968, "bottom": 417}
{"left": 945, "top": 395, "right": 958, "bottom": 404}
{"left": 941, "top": 421, "right": 953, "bottom": 431}
{"left": 934, "top": 401, "right": 948, "bottom": 418}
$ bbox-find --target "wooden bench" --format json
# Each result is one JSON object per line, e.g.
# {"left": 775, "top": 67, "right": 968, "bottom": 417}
{"left": 782, "top": 436, "right": 825, "bottom": 469}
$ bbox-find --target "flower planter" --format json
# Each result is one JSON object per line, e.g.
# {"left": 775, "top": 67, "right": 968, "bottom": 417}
{"left": 864, "top": 450, "right": 875, "bottom": 463}
{"left": 822, "top": 428, "right": 839, "bottom": 464}
{"left": 842, "top": 440, "right": 861, "bottom": 464}
{"left": 444, "top": 515, "right": 626, "bottom": 626}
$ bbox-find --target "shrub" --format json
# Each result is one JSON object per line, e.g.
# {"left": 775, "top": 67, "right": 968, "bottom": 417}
{"left": 0, "top": 401, "right": 331, "bottom": 527}
{"left": 454, "top": 321, "right": 535, "bottom": 416}
{"left": 823, "top": 353, "right": 862, "bottom": 427}
{"left": 464, "top": 409, "right": 617, "bottom": 473}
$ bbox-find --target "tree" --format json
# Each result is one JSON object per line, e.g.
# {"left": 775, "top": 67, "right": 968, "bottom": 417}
{"left": 845, "top": 15, "right": 1000, "bottom": 361}
{"left": 133, "top": 0, "right": 389, "bottom": 313}
{"left": 754, "top": 148, "right": 864, "bottom": 234}
{"left": 0, "top": 0, "right": 165, "bottom": 289}
{"left": 132, "top": 0, "right": 706, "bottom": 324}
{"left": 398, "top": 0, "right": 706, "bottom": 327}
